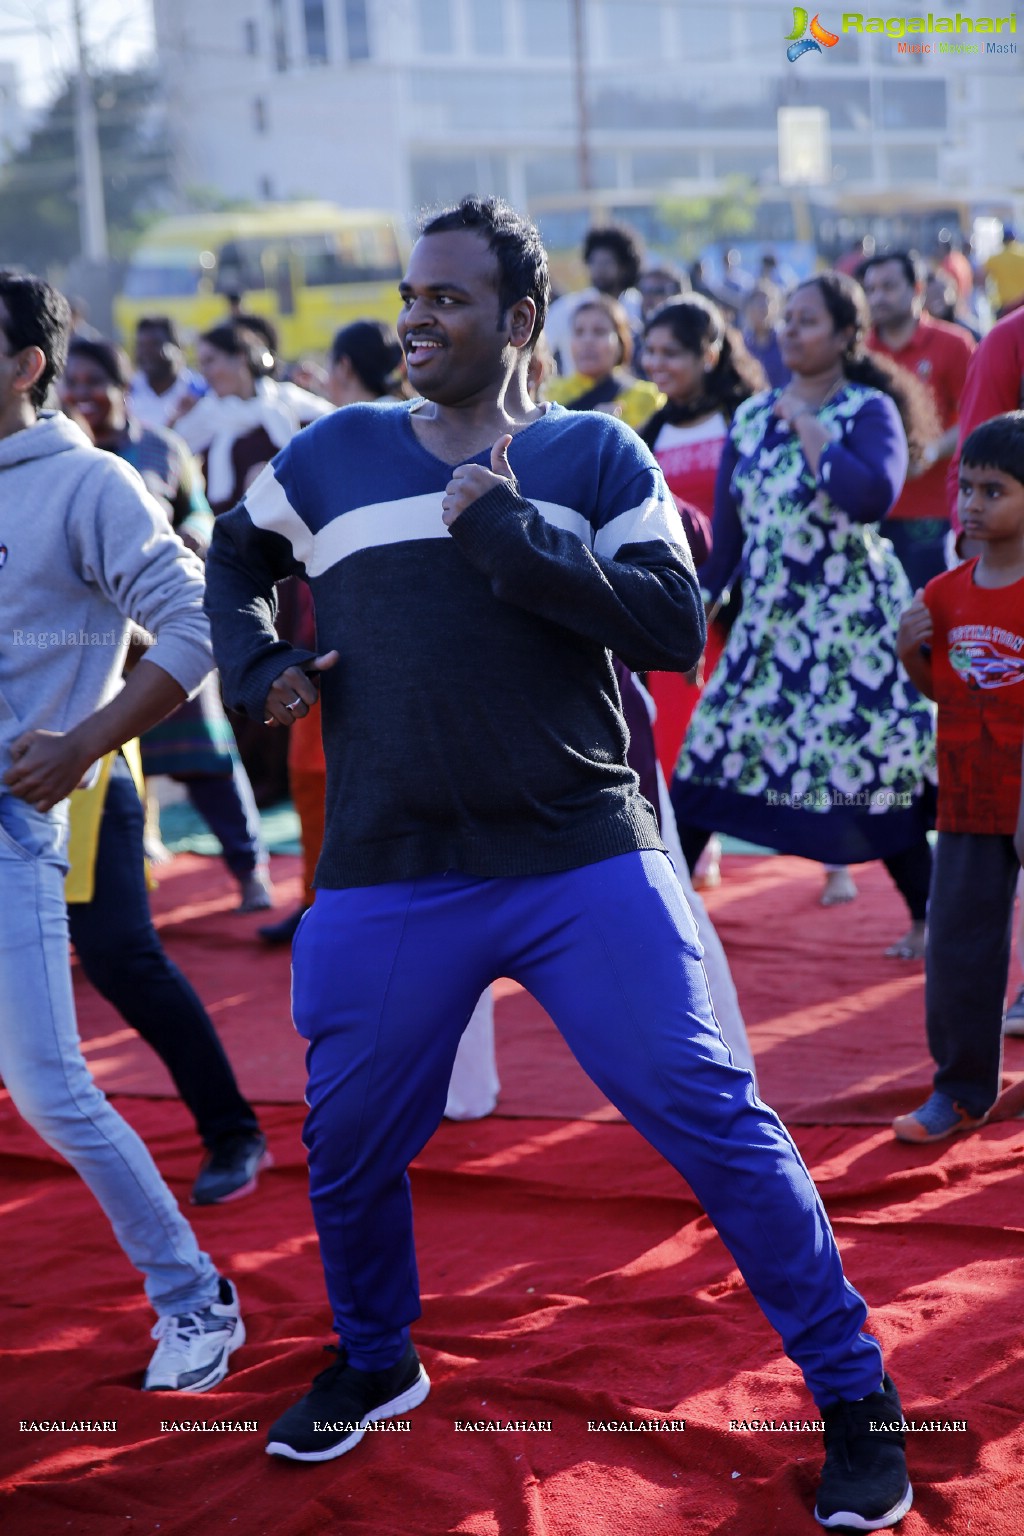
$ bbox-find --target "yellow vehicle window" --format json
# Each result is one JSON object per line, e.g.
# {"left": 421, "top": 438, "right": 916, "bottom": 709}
{"left": 123, "top": 255, "right": 203, "bottom": 299}
{"left": 215, "top": 240, "right": 268, "bottom": 293}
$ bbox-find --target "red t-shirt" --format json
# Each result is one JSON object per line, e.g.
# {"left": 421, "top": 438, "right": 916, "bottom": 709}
{"left": 868, "top": 314, "right": 974, "bottom": 521}
{"left": 924, "top": 559, "right": 1024, "bottom": 834}
{"left": 652, "top": 413, "right": 728, "bottom": 526}
{"left": 939, "top": 249, "right": 973, "bottom": 304}
{"left": 947, "top": 306, "right": 1024, "bottom": 525}
{"left": 648, "top": 413, "right": 728, "bottom": 780}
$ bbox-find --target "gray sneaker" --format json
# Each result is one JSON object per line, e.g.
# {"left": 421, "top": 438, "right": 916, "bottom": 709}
{"left": 1004, "top": 985, "right": 1024, "bottom": 1036}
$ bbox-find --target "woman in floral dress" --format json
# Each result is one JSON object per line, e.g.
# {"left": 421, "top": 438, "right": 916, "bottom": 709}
{"left": 671, "top": 271, "right": 937, "bottom": 957}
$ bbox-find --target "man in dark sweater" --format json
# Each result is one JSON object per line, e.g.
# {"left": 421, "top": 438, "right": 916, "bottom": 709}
{"left": 205, "top": 198, "right": 912, "bottom": 1530}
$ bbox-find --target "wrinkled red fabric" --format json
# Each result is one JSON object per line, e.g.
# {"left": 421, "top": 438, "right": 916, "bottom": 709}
{"left": 1, "top": 851, "right": 1019, "bottom": 1532}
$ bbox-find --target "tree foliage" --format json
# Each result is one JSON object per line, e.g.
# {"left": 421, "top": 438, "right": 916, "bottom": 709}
{"left": 0, "top": 68, "right": 172, "bottom": 274}
{"left": 655, "top": 177, "right": 759, "bottom": 262}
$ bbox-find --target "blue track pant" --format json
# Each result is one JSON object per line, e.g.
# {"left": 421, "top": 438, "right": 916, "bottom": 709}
{"left": 291, "top": 851, "right": 883, "bottom": 1407}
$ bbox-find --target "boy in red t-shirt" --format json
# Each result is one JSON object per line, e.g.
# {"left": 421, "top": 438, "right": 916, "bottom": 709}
{"left": 894, "top": 412, "right": 1024, "bottom": 1142}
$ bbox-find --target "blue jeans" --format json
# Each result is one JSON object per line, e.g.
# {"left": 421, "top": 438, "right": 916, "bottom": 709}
{"left": 0, "top": 789, "right": 219, "bottom": 1316}
{"left": 293, "top": 851, "right": 884, "bottom": 1408}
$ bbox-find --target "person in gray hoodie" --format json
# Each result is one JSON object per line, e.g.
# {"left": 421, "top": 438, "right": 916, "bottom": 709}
{"left": 0, "top": 271, "right": 244, "bottom": 1392}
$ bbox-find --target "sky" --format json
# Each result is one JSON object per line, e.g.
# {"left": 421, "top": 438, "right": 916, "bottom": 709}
{"left": 0, "top": 0, "right": 155, "bottom": 110}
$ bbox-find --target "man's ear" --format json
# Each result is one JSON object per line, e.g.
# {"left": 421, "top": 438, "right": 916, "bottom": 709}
{"left": 11, "top": 345, "right": 47, "bottom": 398}
{"left": 507, "top": 297, "right": 538, "bottom": 352}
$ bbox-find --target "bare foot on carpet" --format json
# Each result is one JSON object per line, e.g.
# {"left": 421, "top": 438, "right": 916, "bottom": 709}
{"left": 820, "top": 868, "right": 858, "bottom": 906}
{"left": 885, "top": 921, "right": 926, "bottom": 960}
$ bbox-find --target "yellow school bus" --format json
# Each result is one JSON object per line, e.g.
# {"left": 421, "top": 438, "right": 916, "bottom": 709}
{"left": 114, "top": 203, "right": 409, "bottom": 358}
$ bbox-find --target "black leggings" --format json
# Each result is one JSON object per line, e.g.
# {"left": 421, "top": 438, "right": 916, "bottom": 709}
{"left": 676, "top": 821, "right": 932, "bottom": 924}
{"left": 68, "top": 758, "right": 260, "bottom": 1149}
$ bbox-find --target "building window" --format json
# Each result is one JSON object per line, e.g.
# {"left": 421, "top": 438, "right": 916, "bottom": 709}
{"left": 711, "top": 146, "right": 776, "bottom": 182}
{"left": 880, "top": 80, "right": 947, "bottom": 131}
{"left": 418, "top": 0, "right": 454, "bottom": 55}
{"left": 630, "top": 149, "right": 700, "bottom": 188}
{"left": 243, "top": 18, "right": 259, "bottom": 55}
{"left": 269, "top": 0, "right": 289, "bottom": 71}
{"left": 885, "top": 145, "right": 940, "bottom": 183}
{"left": 304, "top": 0, "right": 329, "bottom": 62}
{"left": 410, "top": 69, "right": 576, "bottom": 133}
{"left": 678, "top": 3, "right": 727, "bottom": 63}
{"left": 343, "top": 0, "right": 371, "bottom": 60}
{"left": 521, "top": 0, "right": 571, "bottom": 56}
{"left": 411, "top": 154, "right": 477, "bottom": 210}
{"left": 253, "top": 95, "right": 268, "bottom": 133}
{"left": 468, "top": 0, "right": 503, "bottom": 54}
{"left": 410, "top": 154, "right": 510, "bottom": 211}
{"left": 830, "top": 147, "right": 873, "bottom": 184}
{"left": 523, "top": 150, "right": 617, "bottom": 200}
{"left": 601, "top": 1, "right": 663, "bottom": 60}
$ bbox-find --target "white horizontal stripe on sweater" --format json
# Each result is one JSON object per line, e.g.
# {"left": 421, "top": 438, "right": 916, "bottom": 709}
{"left": 245, "top": 472, "right": 595, "bottom": 577}
{"left": 594, "top": 489, "right": 688, "bottom": 561}
{"left": 244, "top": 465, "right": 316, "bottom": 568}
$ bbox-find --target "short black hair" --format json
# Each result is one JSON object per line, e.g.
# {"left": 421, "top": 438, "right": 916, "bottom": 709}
{"left": 421, "top": 195, "right": 550, "bottom": 347}
{"left": 638, "top": 264, "right": 686, "bottom": 296}
{"left": 0, "top": 269, "right": 72, "bottom": 409}
{"left": 858, "top": 250, "right": 922, "bottom": 289}
{"left": 137, "top": 315, "right": 180, "bottom": 347}
{"left": 582, "top": 224, "right": 643, "bottom": 291}
{"left": 66, "top": 336, "right": 131, "bottom": 389}
{"left": 960, "top": 411, "right": 1024, "bottom": 487}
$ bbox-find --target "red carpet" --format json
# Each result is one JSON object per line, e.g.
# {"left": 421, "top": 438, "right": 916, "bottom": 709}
{"left": 1, "top": 1100, "right": 1022, "bottom": 1535}
{"left": 2, "top": 850, "right": 1022, "bottom": 1533}
{"left": 73, "top": 852, "right": 1024, "bottom": 1125}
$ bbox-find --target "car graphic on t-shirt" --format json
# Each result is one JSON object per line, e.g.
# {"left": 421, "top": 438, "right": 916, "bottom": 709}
{"left": 949, "top": 640, "right": 1024, "bottom": 691}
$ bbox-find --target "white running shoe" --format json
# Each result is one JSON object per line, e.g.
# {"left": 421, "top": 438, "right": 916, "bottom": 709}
{"left": 143, "top": 1277, "right": 245, "bottom": 1392}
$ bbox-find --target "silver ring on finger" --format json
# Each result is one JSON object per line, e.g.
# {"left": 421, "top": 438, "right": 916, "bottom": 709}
{"left": 286, "top": 695, "right": 303, "bottom": 710}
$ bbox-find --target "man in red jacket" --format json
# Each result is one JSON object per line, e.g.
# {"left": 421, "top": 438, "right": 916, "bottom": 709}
{"left": 948, "top": 304, "right": 1024, "bottom": 524}
{"left": 862, "top": 251, "right": 974, "bottom": 590}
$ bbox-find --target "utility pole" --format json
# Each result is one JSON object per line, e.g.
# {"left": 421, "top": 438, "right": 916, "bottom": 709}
{"left": 570, "top": 0, "right": 592, "bottom": 195}
{"left": 71, "top": 0, "right": 109, "bottom": 260}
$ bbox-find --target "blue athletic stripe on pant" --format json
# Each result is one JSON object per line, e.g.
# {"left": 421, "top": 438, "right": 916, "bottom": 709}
{"left": 291, "top": 850, "right": 883, "bottom": 1406}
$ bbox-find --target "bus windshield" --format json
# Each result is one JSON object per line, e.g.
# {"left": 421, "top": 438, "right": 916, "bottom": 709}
{"left": 122, "top": 256, "right": 204, "bottom": 299}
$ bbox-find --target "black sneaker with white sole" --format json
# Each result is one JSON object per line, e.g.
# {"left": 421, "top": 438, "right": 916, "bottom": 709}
{"left": 815, "top": 1374, "right": 913, "bottom": 1530}
{"left": 143, "top": 1277, "right": 244, "bottom": 1392}
{"left": 191, "top": 1131, "right": 272, "bottom": 1205}
{"left": 266, "top": 1341, "right": 430, "bottom": 1462}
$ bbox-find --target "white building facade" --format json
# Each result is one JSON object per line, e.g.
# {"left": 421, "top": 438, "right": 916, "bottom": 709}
{"left": 152, "top": 0, "right": 1023, "bottom": 237}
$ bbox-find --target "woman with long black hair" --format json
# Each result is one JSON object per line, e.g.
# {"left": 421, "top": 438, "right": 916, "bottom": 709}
{"left": 671, "top": 271, "right": 938, "bottom": 957}
{"left": 638, "top": 295, "right": 765, "bottom": 887}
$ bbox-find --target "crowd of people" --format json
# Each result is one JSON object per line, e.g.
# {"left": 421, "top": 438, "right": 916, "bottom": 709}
{"left": 2, "top": 195, "right": 1024, "bottom": 1532}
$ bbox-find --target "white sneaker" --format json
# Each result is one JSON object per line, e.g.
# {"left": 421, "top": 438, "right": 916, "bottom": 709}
{"left": 1003, "top": 985, "right": 1024, "bottom": 1036}
{"left": 143, "top": 1277, "right": 245, "bottom": 1392}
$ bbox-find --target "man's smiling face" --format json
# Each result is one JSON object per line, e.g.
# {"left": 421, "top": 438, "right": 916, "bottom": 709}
{"left": 397, "top": 230, "right": 514, "bottom": 406}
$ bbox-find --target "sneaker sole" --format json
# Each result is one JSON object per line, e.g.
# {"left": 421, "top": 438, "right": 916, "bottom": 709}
{"left": 815, "top": 1479, "right": 913, "bottom": 1530}
{"left": 265, "top": 1364, "right": 431, "bottom": 1462}
{"left": 191, "top": 1151, "right": 275, "bottom": 1206}
{"left": 144, "top": 1317, "right": 246, "bottom": 1394}
{"left": 892, "top": 1114, "right": 987, "bottom": 1144}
